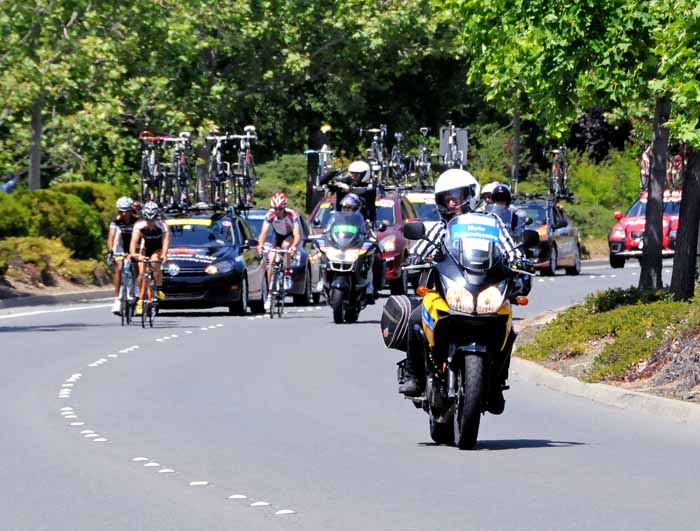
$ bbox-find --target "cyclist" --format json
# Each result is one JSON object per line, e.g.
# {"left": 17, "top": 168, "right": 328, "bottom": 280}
{"left": 256, "top": 192, "right": 302, "bottom": 311}
{"left": 398, "top": 169, "right": 531, "bottom": 414}
{"left": 129, "top": 201, "right": 170, "bottom": 316}
{"left": 107, "top": 197, "right": 139, "bottom": 314}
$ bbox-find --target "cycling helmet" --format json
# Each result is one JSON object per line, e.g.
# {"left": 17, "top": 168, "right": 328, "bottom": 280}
{"left": 339, "top": 193, "right": 361, "bottom": 212}
{"left": 142, "top": 201, "right": 159, "bottom": 220}
{"left": 434, "top": 169, "right": 480, "bottom": 220}
{"left": 348, "top": 160, "right": 370, "bottom": 183}
{"left": 116, "top": 196, "right": 134, "bottom": 212}
{"left": 271, "top": 192, "right": 287, "bottom": 209}
{"left": 491, "top": 184, "right": 512, "bottom": 205}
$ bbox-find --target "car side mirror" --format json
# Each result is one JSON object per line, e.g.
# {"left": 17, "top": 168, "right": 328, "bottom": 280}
{"left": 403, "top": 221, "right": 425, "bottom": 240}
{"left": 525, "top": 216, "right": 533, "bottom": 226}
{"left": 376, "top": 222, "right": 388, "bottom": 232}
{"left": 613, "top": 211, "right": 623, "bottom": 221}
{"left": 522, "top": 229, "right": 540, "bottom": 248}
{"left": 311, "top": 218, "right": 321, "bottom": 227}
{"left": 243, "top": 238, "right": 258, "bottom": 250}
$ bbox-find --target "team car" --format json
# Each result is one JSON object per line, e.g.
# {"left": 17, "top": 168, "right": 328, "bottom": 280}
{"left": 243, "top": 209, "right": 323, "bottom": 304}
{"left": 513, "top": 199, "right": 582, "bottom": 276}
{"left": 404, "top": 191, "right": 441, "bottom": 232}
{"left": 309, "top": 193, "right": 419, "bottom": 294}
{"left": 608, "top": 189, "right": 680, "bottom": 268}
{"left": 160, "top": 210, "right": 267, "bottom": 314}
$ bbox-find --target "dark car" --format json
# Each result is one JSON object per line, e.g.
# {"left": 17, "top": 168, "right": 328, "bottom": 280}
{"left": 243, "top": 209, "right": 323, "bottom": 304}
{"left": 513, "top": 199, "right": 581, "bottom": 276}
{"left": 608, "top": 189, "right": 679, "bottom": 268}
{"left": 161, "top": 210, "right": 267, "bottom": 314}
{"left": 309, "top": 193, "right": 419, "bottom": 294}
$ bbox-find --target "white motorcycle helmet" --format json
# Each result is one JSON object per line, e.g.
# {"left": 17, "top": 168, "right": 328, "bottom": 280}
{"left": 481, "top": 181, "right": 500, "bottom": 199}
{"left": 348, "top": 160, "right": 370, "bottom": 184}
{"left": 434, "top": 169, "right": 481, "bottom": 220}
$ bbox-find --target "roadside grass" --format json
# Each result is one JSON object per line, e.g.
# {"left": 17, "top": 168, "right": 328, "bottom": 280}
{"left": 516, "top": 287, "right": 700, "bottom": 382}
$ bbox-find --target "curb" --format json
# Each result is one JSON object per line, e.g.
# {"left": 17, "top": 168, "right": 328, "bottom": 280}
{"left": 0, "top": 288, "right": 113, "bottom": 310}
{"left": 513, "top": 311, "right": 700, "bottom": 425}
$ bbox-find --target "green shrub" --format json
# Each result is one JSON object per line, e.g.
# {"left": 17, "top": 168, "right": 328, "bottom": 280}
{"left": 583, "top": 286, "right": 670, "bottom": 313}
{"left": 0, "top": 236, "right": 109, "bottom": 286}
{"left": 53, "top": 181, "right": 122, "bottom": 234}
{"left": 255, "top": 154, "right": 307, "bottom": 212}
{"left": 16, "top": 190, "right": 103, "bottom": 259}
{"left": 0, "top": 192, "right": 31, "bottom": 238}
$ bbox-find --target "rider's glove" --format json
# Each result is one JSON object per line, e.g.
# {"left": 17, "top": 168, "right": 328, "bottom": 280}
{"left": 513, "top": 258, "right": 534, "bottom": 273}
{"left": 335, "top": 181, "right": 350, "bottom": 191}
{"left": 106, "top": 251, "right": 114, "bottom": 267}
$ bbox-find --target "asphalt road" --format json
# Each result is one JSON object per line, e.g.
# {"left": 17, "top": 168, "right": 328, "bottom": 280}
{"left": 2, "top": 259, "right": 699, "bottom": 531}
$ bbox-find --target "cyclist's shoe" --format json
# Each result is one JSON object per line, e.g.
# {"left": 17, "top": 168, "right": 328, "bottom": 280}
{"left": 111, "top": 298, "right": 121, "bottom": 315}
{"left": 134, "top": 300, "right": 143, "bottom": 316}
{"left": 264, "top": 295, "right": 272, "bottom": 311}
{"left": 157, "top": 290, "right": 166, "bottom": 301}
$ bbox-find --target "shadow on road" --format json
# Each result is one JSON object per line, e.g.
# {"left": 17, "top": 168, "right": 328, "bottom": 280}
{"left": 0, "top": 322, "right": 101, "bottom": 333}
{"left": 476, "top": 439, "right": 585, "bottom": 451}
{"left": 418, "top": 439, "right": 584, "bottom": 450}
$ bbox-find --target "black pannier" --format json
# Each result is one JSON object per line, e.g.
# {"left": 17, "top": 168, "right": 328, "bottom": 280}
{"left": 381, "top": 295, "right": 421, "bottom": 352}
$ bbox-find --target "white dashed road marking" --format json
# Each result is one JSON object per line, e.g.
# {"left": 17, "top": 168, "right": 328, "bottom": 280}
{"left": 158, "top": 469, "right": 175, "bottom": 474}
{"left": 132, "top": 457, "right": 149, "bottom": 462}
{"left": 189, "top": 481, "right": 209, "bottom": 487}
{"left": 275, "top": 510, "right": 296, "bottom": 515}
{"left": 228, "top": 494, "right": 248, "bottom": 499}
{"left": 251, "top": 501, "right": 270, "bottom": 507}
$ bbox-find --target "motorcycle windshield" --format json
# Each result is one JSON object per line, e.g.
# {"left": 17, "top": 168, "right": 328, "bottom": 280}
{"left": 445, "top": 213, "right": 503, "bottom": 271}
{"left": 327, "top": 212, "right": 365, "bottom": 250}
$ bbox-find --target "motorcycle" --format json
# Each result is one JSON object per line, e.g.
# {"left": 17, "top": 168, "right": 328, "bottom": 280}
{"left": 401, "top": 214, "right": 538, "bottom": 449}
{"left": 313, "top": 211, "right": 381, "bottom": 324}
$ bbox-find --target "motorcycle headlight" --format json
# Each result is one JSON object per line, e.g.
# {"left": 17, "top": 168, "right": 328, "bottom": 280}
{"left": 445, "top": 286, "right": 474, "bottom": 313}
{"left": 476, "top": 282, "right": 508, "bottom": 314}
{"left": 166, "top": 263, "right": 180, "bottom": 276}
{"left": 205, "top": 260, "right": 234, "bottom": 275}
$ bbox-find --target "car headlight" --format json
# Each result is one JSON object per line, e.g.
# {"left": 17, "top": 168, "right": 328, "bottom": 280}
{"left": 382, "top": 236, "right": 397, "bottom": 253}
{"left": 611, "top": 229, "right": 626, "bottom": 239}
{"left": 476, "top": 282, "right": 507, "bottom": 314}
{"left": 166, "top": 263, "right": 180, "bottom": 276}
{"left": 205, "top": 260, "right": 234, "bottom": 275}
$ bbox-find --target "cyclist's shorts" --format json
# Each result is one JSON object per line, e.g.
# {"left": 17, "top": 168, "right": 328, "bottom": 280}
{"left": 274, "top": 233, "right": 293, "bottom": 248}
{"left": 142, "top": 247, "right": 163, "bottom": 260}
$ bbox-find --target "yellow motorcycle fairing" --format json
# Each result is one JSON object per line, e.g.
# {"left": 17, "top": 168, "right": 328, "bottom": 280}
{"left": 420, "top": 291, "right": 513, "bottom": 352}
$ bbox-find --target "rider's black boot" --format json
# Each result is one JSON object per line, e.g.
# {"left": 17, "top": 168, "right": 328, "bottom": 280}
{"left": 398, "top": 305, "right": 426, "bottom": 397}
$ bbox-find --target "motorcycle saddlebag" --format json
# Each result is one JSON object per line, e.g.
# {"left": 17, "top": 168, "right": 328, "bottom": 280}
{"left": 381, "top": 295, "right": 420, "bottom": 352}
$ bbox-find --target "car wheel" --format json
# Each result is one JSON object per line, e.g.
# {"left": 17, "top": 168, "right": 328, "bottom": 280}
{"left": 249, "top": 275, "right": 268, "bottom": 314}
{"left": 542, "top": 245, "right": 557, "bottom": 276}
{"left": 565, "top": 245, "right": 582, "bottom": 276}
{"left": 228, "top": 275, "right": 248, "bottom": 315}
{"left": 293, "top": 266, "right": 312, "bottom": 306}
{"left": 312, "top": 292, "right": 322, "bottom": 305}
{"left": 609, "top": 254, "right": 626, "bottom": 269}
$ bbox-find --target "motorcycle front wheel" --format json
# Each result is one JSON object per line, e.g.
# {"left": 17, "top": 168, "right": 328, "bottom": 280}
{"left": 454, "top": 354, "right": 484, "bottom": 450}
{"left": 330, "top": 287, "right": 344, "bottom": 324}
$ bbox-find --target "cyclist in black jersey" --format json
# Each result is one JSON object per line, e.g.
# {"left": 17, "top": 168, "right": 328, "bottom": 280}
{"left": 107, "top": 197, "right": 138, "bottom": 314}
{"left": 129, "top": 201, "right": 170, "bottom": 316}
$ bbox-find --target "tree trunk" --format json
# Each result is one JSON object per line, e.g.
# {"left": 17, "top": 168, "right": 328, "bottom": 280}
{"left": 638, "top": 95, "right": 670, "bottom": 290}
{"left": 670, "top": 148, "right": 700, "bottom": 300}
{"left": 28, "top": 95, "right": 44, "bottom": 190}
{"left": 511, "top": 111, "right": 521, "bottom": 194}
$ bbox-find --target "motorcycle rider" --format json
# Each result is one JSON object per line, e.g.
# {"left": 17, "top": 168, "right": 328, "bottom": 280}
{"left": 398, "top": 169, "right": 532, "bottom": 414}
{"left": 487, "top": 184, "right": 528, "bottom": 235}
{"left": 480, "top": 181, "right": 500, "bottom": 207}
{"left": 330, "top": 160, "right": 377, "bottom": 226}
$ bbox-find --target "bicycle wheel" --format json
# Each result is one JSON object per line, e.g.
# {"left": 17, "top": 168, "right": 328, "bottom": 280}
{"left": 141, "top": 301, "right": 148, "bottom": 328}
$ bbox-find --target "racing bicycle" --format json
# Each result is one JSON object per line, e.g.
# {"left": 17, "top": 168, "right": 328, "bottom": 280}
{"left": 117, "top": 255, "right": 137, "bottom": 325}
{"left": 230, "top": 126, "right": 258, "bottom": 209}
{"left": 137, "top": 257, "right": 159, "bottom": 328}
{"left": 360, "top": 125, "right": 388, "bottom": 183}
{"left": 205, "top": 132, "right": 234, "bottom": 207}
{"left": 267, "top": 248, "right": 293, "bottom": 319}
{"left": 389, "top": 132, "right": 408, "bottom": 186}
{"left": 547, "top": 146, "right": 570, "bottom": 198}
{"left": 440, "top": 121, "right": 468, "bottom": 170}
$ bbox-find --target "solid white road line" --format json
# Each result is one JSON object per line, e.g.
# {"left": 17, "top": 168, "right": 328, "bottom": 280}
{"left": 0, "top": 303, "right": 112, "bottom": 320}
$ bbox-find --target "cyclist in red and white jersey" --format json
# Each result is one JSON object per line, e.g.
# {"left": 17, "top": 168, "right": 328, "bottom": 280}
{"left": 256, "top": 192, "right": 301, "bottom": 310}
{"left": 129, "top": 201, "right": 170, "bottom": 315}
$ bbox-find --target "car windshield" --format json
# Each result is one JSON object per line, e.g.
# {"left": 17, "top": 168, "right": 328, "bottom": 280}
{"left": 168, "top": 220, "right": 234, "bottom": 247}
{"left": 375, "top": 206, "right": 396, "bottom": 226}
{"left": 312, "top": 202, "right": 334, "bottom": 228}
{"left": 626, "top": 200, "right": 679, "bottom": 217}
{"left": 409, "top": 200, "right": 441, "bottom": 222}
{"left": 244, "top": 216, "right": 275, "bottom": 243}
{"left": 514, "top": 204, "right": 547, "bottom": 226}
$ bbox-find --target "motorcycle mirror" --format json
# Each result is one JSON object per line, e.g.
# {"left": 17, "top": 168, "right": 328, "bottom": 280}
{"left": 243, "top": 238, "right": 258, "bottom": 250}
{"left": 403, "top": 221, "right": 426, "bottom": 240}
{"left": 525, "top": 216, "right": 533, "bottom": 226}
{"left": 521, "top": 229, "right": 539, "bottom": 248}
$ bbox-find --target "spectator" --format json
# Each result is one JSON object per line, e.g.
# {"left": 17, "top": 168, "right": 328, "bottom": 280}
{"left": 639, "top": 145, "right": 652, "bottom": 191}
{"left": 0, "top": 171, "right": 18, "bottom": 194}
